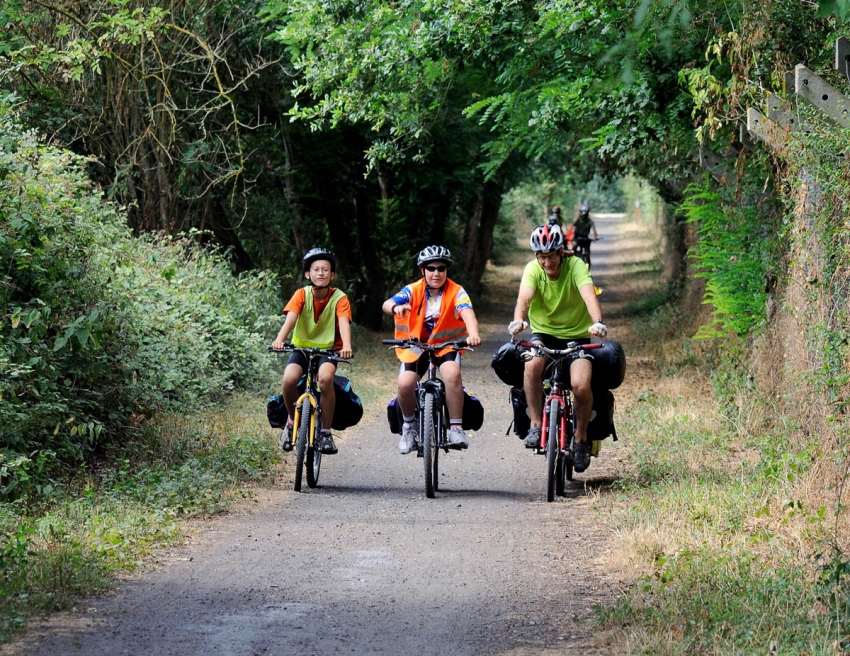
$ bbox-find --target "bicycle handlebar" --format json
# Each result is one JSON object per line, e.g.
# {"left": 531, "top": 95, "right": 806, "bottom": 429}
{"left": 515, "top": 340, "right": 603, "bottom": 358}
{"left": 382, "top": 337, "right": 470, "bottom": 351}
{"left": 268, "top": 344, "right": 351, "bottom": 364}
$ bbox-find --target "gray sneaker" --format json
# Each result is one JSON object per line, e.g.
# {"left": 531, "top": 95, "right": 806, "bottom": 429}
{"left": 399, "top": 424, "right": 418, "bottom": 454}
{"left": 448, "top": 426, "right": 469, "bottom": 449}
{"left": 524, "top": 426, "right": 542, "bottom": 449}
{"left": 281, "top": 423, "right": 294, "bottom": 452}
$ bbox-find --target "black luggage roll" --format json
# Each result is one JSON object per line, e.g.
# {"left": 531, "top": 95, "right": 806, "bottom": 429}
{"left": 590, "top": 340, "right": 626, "bottom": 390}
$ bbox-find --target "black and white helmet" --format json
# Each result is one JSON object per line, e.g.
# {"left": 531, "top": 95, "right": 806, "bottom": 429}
{"left": 530, "top": 224, "right": 565, "bottom": 253}
{"left": 302, "top": 248, "right": 336, "bottom": 272}
{"left": 579, "top": 203, "right": 590, "bottom": 216}
{"left": 417, "top": 245, "right": 453, "bottom": 267}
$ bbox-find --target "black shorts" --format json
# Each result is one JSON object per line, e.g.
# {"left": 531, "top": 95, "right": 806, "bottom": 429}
{"left": 530, "top": 334, "right": 591, "bottom": 350}
{"left": 287, "top": 350, "right": 337, "bottom": 374}
{"left": 398, "top": 351, "right": 462, "bottom": 377}
{"left": 531, "top": 334, "right": 591, "bottom": 382}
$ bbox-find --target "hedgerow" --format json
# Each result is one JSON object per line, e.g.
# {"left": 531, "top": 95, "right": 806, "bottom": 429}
{"left": 0, "top": 100, "right": 280, "bottom": 499}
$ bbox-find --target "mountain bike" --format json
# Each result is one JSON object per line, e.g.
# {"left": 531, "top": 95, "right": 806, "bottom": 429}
{"left": 269, "top": 345, "right": 348, "bottom": 492}
{"left": 517, "top": 340, "right": 602, "bottom": 502}
{"left": 572, "top": 236, "right": 600, "bottom": 269}
{"left": 382, "top": 337, "right": 470, "bottom": 499}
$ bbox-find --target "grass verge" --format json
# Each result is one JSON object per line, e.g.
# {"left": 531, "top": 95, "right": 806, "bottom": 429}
{"left": 595, "top": 304, "right": 849, "bottom": 654}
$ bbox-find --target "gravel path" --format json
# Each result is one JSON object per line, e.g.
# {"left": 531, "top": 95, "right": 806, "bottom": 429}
{"left": 9, "top": 214, "right": 646, "bottom": 655}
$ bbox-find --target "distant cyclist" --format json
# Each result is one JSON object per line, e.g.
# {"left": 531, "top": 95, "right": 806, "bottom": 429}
{"left": 570, "top": 204, "right": 598, "bottom": 269}
{"left": 547, "top": 206, "right": 562, "bottom": 228}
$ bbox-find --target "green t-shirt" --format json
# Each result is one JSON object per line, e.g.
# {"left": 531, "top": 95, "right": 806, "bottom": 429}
{"left": 521, "top": 257, "right": 594, "bottom": 338}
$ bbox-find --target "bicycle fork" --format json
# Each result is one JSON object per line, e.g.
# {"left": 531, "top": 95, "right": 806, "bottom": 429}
{"left": 292, "top": 393, "right": 319, "bottom": 447}
{"left": 540, "top": 395, "right": 568, "bottom": 451}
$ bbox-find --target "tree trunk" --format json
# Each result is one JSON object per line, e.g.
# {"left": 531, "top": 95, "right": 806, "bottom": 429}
{"left": 351, "top": 189, "right": 385, "bottom": 330}
{"left": 461, "top": 179, "right": 503, "bottom": 291}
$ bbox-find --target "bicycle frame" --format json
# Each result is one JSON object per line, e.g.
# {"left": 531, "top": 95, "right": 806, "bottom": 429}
{"left": 417, "top": 361, "right": 448, "bottom": 453}
{"left": 269, "top": 345, "right": 346, "bottom": 491}
{"left": 517, "top": 339, "right": 602, "bottom": 500}
{"left": 539, "top": 354, "right": 576, "bottom": 453}
{"left": 292, "top": 354, "right": 323, "bottom": 450}
{"left": 382, "top": 337, "right": 469, "bottom": 498}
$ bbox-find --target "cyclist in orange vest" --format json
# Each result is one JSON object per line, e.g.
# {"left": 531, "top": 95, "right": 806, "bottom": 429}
{"left": 382, "top": 246, "right": 482, "bottom": 455}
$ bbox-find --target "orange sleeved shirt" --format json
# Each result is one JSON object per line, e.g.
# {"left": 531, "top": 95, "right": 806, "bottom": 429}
{"left": 283, "top": 287, "right": 353, "bottom": 350}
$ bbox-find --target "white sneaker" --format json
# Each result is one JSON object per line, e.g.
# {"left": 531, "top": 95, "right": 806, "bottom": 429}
{"left": 399, "top": 425, "right": 418, "bottom": 454}
{"left": 448, "top": 426, "right": 469, "bottom": 449}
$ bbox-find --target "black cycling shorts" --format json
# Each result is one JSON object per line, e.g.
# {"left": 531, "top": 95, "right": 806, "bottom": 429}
{"left": 287, "top": 350, "right": 337, "bottom": 374}
{"left": 398, "top": 350, "right": 462, "bottom": 377}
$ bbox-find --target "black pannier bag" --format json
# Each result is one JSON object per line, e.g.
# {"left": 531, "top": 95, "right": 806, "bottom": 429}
{"left": 386, "top": 389, "right": 485, "bottom": 433}
{"left": 587, "top": 389, "right": 617, "bottom": 441}
{"left": 266, "top": 375, "right": 363, "bottom": 431}
{"left": 386, "top": 397, "right": 403, "bottom": 435}
{"left": 330, "top": 375, "right": 363, "bottom": 430}
{"left": 491, "top": 342, "right": 525, "bottom": 388}
{"left": 267, "top": 395, "right": 288, "bottom": 429}
{"left": 462, "top": 390, "right": 485, "bottom": 431}
{"left": 509, "top": 386, "right": 531, "bottom": 439}
{"left": 590, "top": 340, "right": 626, "bottom": 390}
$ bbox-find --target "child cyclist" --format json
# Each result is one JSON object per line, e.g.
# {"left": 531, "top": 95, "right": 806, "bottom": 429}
{"left": 272, "top": 248, "right": 353, "bottom": 455}
{"left": 381, "top": 245, "right": 481, "bottom": 454}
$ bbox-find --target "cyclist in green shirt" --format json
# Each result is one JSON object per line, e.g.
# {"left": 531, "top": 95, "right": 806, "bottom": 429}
{"left": 508, "top": 224, "right": 607, "bottom": 473}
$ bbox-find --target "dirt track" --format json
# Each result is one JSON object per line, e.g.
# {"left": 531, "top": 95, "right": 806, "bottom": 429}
{"left": 8, "top": 213, "right": 654, "bottom": 655}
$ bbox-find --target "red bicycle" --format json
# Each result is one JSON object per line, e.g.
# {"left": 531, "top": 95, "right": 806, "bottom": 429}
{"left": 517, "top": 340, "right": 603, "bottom": 501}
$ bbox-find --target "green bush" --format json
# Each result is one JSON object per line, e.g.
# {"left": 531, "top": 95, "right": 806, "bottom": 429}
{"left": 0, "top": 101, "right": 280, "bottom": 497}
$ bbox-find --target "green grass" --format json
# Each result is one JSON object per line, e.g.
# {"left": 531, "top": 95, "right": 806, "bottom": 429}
{"left": 595, "top": 312, "right": 849, "bottom": 654}
{"left": 0, "top": 393, "right": 280, "bottom": 642}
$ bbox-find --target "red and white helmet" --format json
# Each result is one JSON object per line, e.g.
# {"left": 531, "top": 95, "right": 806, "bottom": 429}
{"left": 530, "top": 224, "right": 565, "bottom": 252}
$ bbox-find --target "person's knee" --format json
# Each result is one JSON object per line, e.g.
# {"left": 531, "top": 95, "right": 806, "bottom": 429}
{"left": 283, "top": 368, "right": 302, "bottom": 388}
{"left": 397, "top": 372, "right": 417, "bottom": 395}
{"left": 440, "top": 363, "right": 461, "bottom": 386}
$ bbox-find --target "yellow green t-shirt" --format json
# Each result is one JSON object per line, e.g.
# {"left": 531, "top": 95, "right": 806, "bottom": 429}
{"left": 521, "top": 257, "right": 594, "bottom": 338}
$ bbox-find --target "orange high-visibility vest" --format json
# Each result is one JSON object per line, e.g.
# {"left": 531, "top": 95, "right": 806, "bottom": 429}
{"left": 393, "top": 279, "right": 468, "bottom": 363}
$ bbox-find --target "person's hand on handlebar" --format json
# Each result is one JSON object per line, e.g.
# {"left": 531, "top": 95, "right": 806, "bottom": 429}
{"left": 508, "top": 319, "right": 529, "bottom": 335}
{"left": 338, "top": 345, "right": 353, "bottom": 359}
{"left": 588, "top": 320, "right": 607, "bottom": 338}
{"left": 271, "top": 338, "right": 287, "bottom": 350}
{"left": 465, "top": 334, "right": 481, "bottom": 347}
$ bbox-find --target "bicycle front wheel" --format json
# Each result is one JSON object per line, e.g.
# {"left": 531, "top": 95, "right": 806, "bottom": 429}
{"left": 546, "top": 401, "right": 560, "bottom": 502}
{"left": 306, "top": 411, "right": 322, "bottom": 488}
{"left": 294, "top": 397, "right": 311, "bottom": 492}
{"left": 423, "top": 393, "right": 438, "bottom": 499}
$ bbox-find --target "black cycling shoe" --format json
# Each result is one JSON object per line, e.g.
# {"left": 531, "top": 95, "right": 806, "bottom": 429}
{"left": 281, "top": 425, "right": 294, "bottom": 452}
{"left": 319, "top": 433, "right": 338, "bottom": 455}
{"left": 573, "top": 440, "right": 591, "bottom": 473}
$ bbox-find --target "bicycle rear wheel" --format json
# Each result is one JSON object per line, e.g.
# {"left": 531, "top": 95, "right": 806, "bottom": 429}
{"left": 294, "top": 397, "right": 311, "bottom": 492}
{"left": 546, "top": 401, "right": 560, "bottom": 502}
{"left": 565, "top": 405, "right": 575, "bottom": 482}
{"left": 423, "top": 393, "right": 438, "bottom": 499}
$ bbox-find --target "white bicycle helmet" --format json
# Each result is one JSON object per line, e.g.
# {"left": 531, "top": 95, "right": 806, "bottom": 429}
{"left": 417, "top": 245, "right": 453, "bottom": 267}
{"left": 530, "top": 224, "right": 565, "bottom": 252}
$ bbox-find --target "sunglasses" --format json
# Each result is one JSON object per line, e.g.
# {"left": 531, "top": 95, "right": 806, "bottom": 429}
{"left": 423, "top": 265, "right": 447, "bottom": 272}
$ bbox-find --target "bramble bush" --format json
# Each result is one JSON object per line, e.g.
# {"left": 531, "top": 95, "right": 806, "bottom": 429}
{"left": 0, "top": 100, "right": 280, "bottom": 499}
